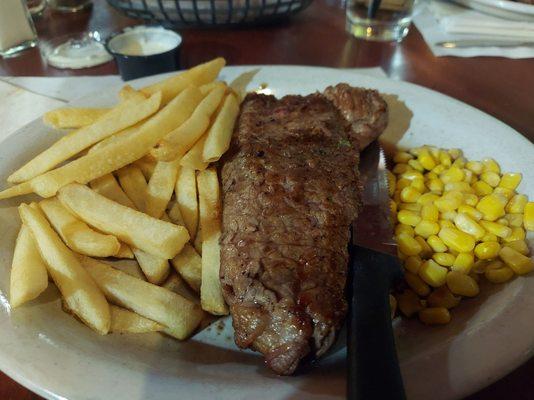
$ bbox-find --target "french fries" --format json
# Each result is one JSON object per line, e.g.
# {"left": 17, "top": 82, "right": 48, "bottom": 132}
{"left": 134, "top": 156, "right": 157, "bottom": 180}
{"left": 19, "top": 203, "right": 110, "bottom": 334}
{"left": 163, "top": 272, "right": 199, "bottom": 303}
{"left": 114, "top": 243, "right": 134, "bottom": 259}
{"left": 175, "top": 167, "right": 199, "bottom": 240}
{"left": 119, "top": 85, "right": 147, "bottom": 102}
{"left": 40, "top": 197, "right": 121, "bottom": 257}
{"left": 117, "top": 165, "right": 148, "bottom": 212}
{"left": 0, "top": 181, "right": 33, "bottom": 200}
{"left": 82, "top": 256, "right": 203, "bottom": 339}
{"left": 9, "top": 224, "right": 48, "bottom": 307}
{"left": 131, "top": 248, "right": 170, "bottom": 285}
{"left": 145, "top": 160, "right": 181, "bottom": 219}
{"left": 167, "top": 200, "right": 186, "bottom": 225}
{"left": 110, "top": 305, "right": 164, "bottom": 333}
{"left": 197, "top": 169, "right": 228, "bottom": 315}
{"left": 150, "top": 83, "right": 226, "bottom": 162}
{"left": 229, "top": 68, "right": 259, "bottom": 102}
{"left": 90, "top": 174, "right": 136, "bottom": 209}
{"left": 194, "top": 227, "right": 203, "bottom": 255}
{"left": 171, "top": 243, "right": 202, "bottom": 293}
{"left": 202, "top": 93, "right": 240, "bottom": 163}
{"left": 43, "top": 108, "right": 110, "bottom": 129}
{"left": 8, "top": 92, "right": 162, "bottom": 183}
{"left": 111, "top": 261, "right": 146, "bottom": 280}
{"left": 180, "top": 135, "right": 209, "bottom": 171}
{"left": 58, "top": 183, "right": 189, "bottom": 260}
{"left": 87, "top": 123, "right": 142, "bottom": 155}
{"left": 141, "top": 57, "right": 225, "bottom": 105}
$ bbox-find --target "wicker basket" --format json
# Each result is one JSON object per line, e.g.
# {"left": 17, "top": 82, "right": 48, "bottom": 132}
{"left": 106, "top": 0, "right": 314, "bottom": 27}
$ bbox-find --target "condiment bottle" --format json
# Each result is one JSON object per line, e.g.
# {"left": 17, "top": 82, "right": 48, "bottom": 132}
{"left": 0, "top": 0, "right": 38, "bottom": 58}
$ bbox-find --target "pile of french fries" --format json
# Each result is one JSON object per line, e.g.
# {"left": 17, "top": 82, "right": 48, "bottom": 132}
{"left": 2, "top": 58, "right": 253, "bottom": 339}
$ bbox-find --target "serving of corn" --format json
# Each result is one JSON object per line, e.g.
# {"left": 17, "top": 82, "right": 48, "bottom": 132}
{"left": 389, "top": 146, "right": 534, "bottom": 326}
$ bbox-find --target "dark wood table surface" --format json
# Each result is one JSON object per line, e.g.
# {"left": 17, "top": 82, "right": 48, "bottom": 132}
{"left": 1, "top": 0, "right": 533, "bottom": 399}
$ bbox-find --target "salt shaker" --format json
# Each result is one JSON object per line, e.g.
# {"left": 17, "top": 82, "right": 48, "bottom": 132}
{"left": 0, "top": 0, "right": 38, "bottom": 58}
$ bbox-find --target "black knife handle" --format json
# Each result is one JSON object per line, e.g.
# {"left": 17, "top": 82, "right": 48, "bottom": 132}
{"left": 347, "top": 246, "right": 406, "bottom": 400}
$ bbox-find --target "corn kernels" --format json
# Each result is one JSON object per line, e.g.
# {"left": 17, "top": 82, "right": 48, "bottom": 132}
{"left": 463, "top": 193, "right": 479, "bottom": 207}
{"left": 393, "top": 163, "right": 411, "bottom": 174}
{"left": 432, "top": 164, "right": 446, "bottom": 175}
{"left": 485, "top": 265, "right": 514, "bottom": 284}
{"left": 415, "top": 236, "right": 434, "bottom": 259}
{"left": 506, "top": 194, "right": 528, "bottom": 214}
{"left": 421, "top": 204, "right": 439, "bottom": 222}
{"left": 425, "top": 171, "right": 438, "bottom": 180}
{"left": 457, "top": 205, "right": 483, "bottom": 221}
{"left": 419, "top": 259, "right": 448, "bottom": 287}
{"left": 482, "top": 158, "right": 501, "bottom": 174}
{"left": 397, "top": 289, "right": 423, "bottom": 317}
{"left": 396, "top": 178, "right": 411, "bottom": 191}
{"left": 402, "top": 170, "right": 425, "bottom": 181}
{"left": 427, "top": 286, "right": 461, "bottom": 309}
{"left": 400, "top": 186, "right": 422, "bottom": 203}
{"left": 499, "top": 246, "right": 534, "bottom": 275}
{"left": 436, "top": 191, "right": 463, "bottom": 212}
{"left": 439, "top": 152, "right": 452, "bottom": 167}
{"left": 432, "top": 252, "right": 456, "bottom": 267}
{"left": 505, "top": 213, "right": 524, "bottom": 227}
{"left": 415, "top": 220, "right": 440, "bottom": 238}
{"left": 503, "top": 227, "right": 526, "bottom": 243}
{"left": 447, "top": 271, "right": 480, "bottom": 297}
{"left": 452, "top": 157, "right": 466, "bottom": 169}
{"left": 480, "top": 171, "right": 500, "bottom": 187}
{"left": 418, "top": 149, "right": 437, "bottom": 170}
{"left": 409, "top": 159, "right": 425, "bottom": 172}
{"left": 452, "top": 253, "right": 475, "bottom": 274}
{"left": 472, "top": 259, "right": 491, "bottom": 274}
{"left": 405, "top": 272, "right": 431, "bottom": 296}
{"left": 395, "top": 224, "right": 414, "bottom": 237}
{"left": 419, "top": 307, "right": 451, "bottom": 325}
{"left": 454, "top": 213, "right": 485, "bottom": 240}
{"left": 474, "top": 241, "right": 501, "bottom": 260}
{"left": 394, "top": 151, "right": 413, "bottom": 163}
{"left": 472, "top": 181, "right": 493, "bottom": 196}
{"left": 397, "top": 233, "right": 423, "bottom": 256}
{"left": 399, "top": 203, "right": 422, "bottom": 212}
{"left": 397, "top": 210, "right": 421, "bottom": 226}
{"left": 439, "top": 227, "right": 476, "bottom": 253}
{"left": 525, "top": 202, "right": 534, "bottom": 231}
{"left": 463, "top": 169, "right": 474, "bottom": 184}
{"left": 412, "top": 178, "right": 427, "bottom": 193}
{"left": 427, "top": 235, "right": 448, "bottom": 252}
{"left": 417, "top": 193, "right": 440, "bottom": 206}
{"left": 479, "top": 220, "right": 512, "bottom": 239}
{"left": 481, "top": 233, "right": 498, "bottom": 242}
{"left": 445, "top": 182, "right": 474, "bottom": 193}
{"left": 477, "top": 194, "right": 506, "bottom": 221}
{"left": 499, "top": 173, "right": 522, "bottom": 190}
{"left": 505, "top": 240, "right": 529, "bottom": 256}
{"left": 405, "top": 255, "right": 423, "bottom": 274}
{"left": 440, "top": 167, "right": 464, "bottom": 184}
{"left": 427, "top": 178, "right": 444, "bottom": 193}
{"left": 449, "top": 148, "right": 463, "bottom": 160}
{"left": 466, "top": 161, "right": 484, "bottom": 175}
{"left": 496, "top": 218, "right": 509, "bottom": 226}
{"left": 439, "top": 220, "right": 455, "bottom": 229}
{"left": 493, "top": 187, "right": 515, "bottom": 201}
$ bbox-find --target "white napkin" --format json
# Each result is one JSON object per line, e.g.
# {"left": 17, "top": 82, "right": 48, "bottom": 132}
{"left": 413, "top": 0, "right": 534, "bottom": 58}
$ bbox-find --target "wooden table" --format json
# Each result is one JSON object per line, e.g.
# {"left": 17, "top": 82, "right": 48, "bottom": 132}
{"left": 0, "top": 1, "right": 533, "bottom": 399}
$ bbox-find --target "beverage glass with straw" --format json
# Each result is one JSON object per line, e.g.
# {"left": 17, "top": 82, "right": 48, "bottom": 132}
{"left": 346, "top": 0, "right": 418, "bottom": 41}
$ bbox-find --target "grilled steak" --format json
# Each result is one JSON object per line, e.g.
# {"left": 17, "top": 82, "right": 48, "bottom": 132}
{"left": 220, "top": 85, "right": 388, "bottom": 375}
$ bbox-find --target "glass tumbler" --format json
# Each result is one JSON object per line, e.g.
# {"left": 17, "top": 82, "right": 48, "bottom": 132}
{"left": 0, "top": 0, "right": 38, "bottom": 58}
{"left": 346, "top": 0, "right": 417, "bottom": 41}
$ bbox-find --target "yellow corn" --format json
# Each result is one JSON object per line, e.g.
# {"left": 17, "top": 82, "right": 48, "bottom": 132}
{"left": 427, "top": 286, "right": 461, "bottom": 309}
{"left": 409, "top": 147, "right": 424, "bottom": 157}
{"left": 440, "top": 167, "right": 464, "bottom": 184}
{"left": 402, "top": 170, "right": 424, "bottom": 181}
{"left": 397, "top": 248, "right": 408, "bottom": 260}
{"left": 425, "top": 171, "right": 438, "bottom": 180}
{"left": 405, "top": 272, "right": 431, "bottom": 297}
{"left": 452, "top": 157, "right": 466, "bottom": 169}
{"left": 439, "top": 220, "right": 455, "bottom": 230}
{"left": 479, "top": 220, "right": 512, "bottom": 239}
{"left": 439, "top": 152, "right": 452, "bottom": 167}
{"left": 432, "top": 252, "right": 456, "bottom": 267}
{"left": 449, "top": 148, "right": 463, "bottom": 160}
{"left": 439, "top": 227, "right": 476, "bottom": 253}
{"left": 432, "top": 164, "right": 446, "bottom": 175}
{"left": 493, "top": 187, "right": 515, "bottom": 201}
{"left": 397, "top": 233, "right": 423, "bottom": 256}
{"left": 472, "top": 259, "right": 491, "bottom": 274}
{"left": 415, "top": 236, "right": 433, "bottom": 259}
{"left": 408, "top": 159, "right": 425, "bottom": 172}
{"left": 399, "top": 203, "right": 422, "bottom": 212}
{"left": 419, "top": 307, "right": 451, "bottom": 325}
{"left": 477, "top": 194, "right": 506, "bottom": 221}
{"left": 472, "top": 181, "right": 493, "bottom": 196}
{"left": 505, "top": 240, "right": 529, "bottom": 256}
{"left": 474, "top": 242, "right": 501, "bottom": 260}
{"left": 463, "top": 169, "right": 475, "bottom": 184}
{"left": 447, "top": 271, "right": 480, "bottom": 297}
{"left": 503, "top": 227, "right": 525, "bottom": 243}
{"left": 506, "top": 194, "right": 528, "bottom": 214}
{"left": 419, "top": 259, "right": 448, "bottom": 287}
{"left": 397, "top": 209, "right": 421, "bottom": 226}
{"left": 397, "top": 178, "right": 412, "bottom": 191}
{"left": 400, "top": 186, "right": 421, "bottom": 203}
{"left": 499, "top": 246, "right": 534, "bottom": 275}
{"left": 421, "top": 204, "right": 439, "bottom": 222}
{"left": 481, "top": 233, "right": 498, "bottom": 242}
{"left": 505, "top": 213, "right": 524, "bottom": 227}
{"left": 444, "top": 182, "right": 474, "bottom": 193}
{"left": 457, "top": 205, "right": 483, "bottom": 221}
{"left": 411, "top": 178, "right": 426, "bottom": 193}
{"left": 417, "top": 149, "right": 437, "bottom": 170}
{"left": 427, "top": 178, "right": 444, "bottom": 193}
{"left": 466, "top": 161, "right": 484, "bottom": 175}
{"left": 394, "top": 151, "right": 413, "bottom": 164}
{"left": 480, "top": 171, "right": 500, "bottom": 187}
{"left": 499, "top": 173, "right": 522, "bottom": 190}
{"left": 414, "top": 220, "right": 440, "bottom": 238}
{"left": 454, "top": 213, "right": 485, "bottom": 240}
{"left": 485, "top": 264, "right": 515, "bottom": 284}
{"left": 496, "top": 218, "right": 509, "bottom": 226}
{"left": 482, "top": 158, "right": 500, "bottom": 174}
{"left": 393, "top": 163, "right": 410, "bottom": 174}
{"left": 435, "top": 191, "right": 463, "bottom": 212}
{"left": 417, "top": 193, "right": 440, "bottom": 206}
{"left": 396, "top": 289, "right": 423, "bottom": 318}
{"left": 427, "top": 235, "right": 448, "bottom": 252}
{"left": 395, "top": 224, "right": 414, "bottom": 237}
{"left": 525, "top": 202, "right": 534, "bottom": 231}
{"left": 405, "top": 255, "right": 423, "bottom": 274}
{"left": 451, "top": 252, "right": 474, "bottom": 274}
{"left": 463, "top": 193, "right": 479, "bottom": 207}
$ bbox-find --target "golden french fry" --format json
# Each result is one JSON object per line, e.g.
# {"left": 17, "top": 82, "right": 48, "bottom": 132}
{"left": 87, "top": 123, "right": 142, "bottom": 155}
{"left": 132, "top": 248, "right": 170, "bottom": 285}
{"left": 145, "top": 160, "right": 181, "bottom": 219}
{"left": 116, "top": 165, "right": 148, "bottom": 212}
{"left": 58, "top": 183, "right": 189, "bottom": 259}
{"left": 119, "top": 85, "right": 147, "bottom": 102}
{"left": 8, "top": 92, "right": 162, "bottom": 183}
{"left": 167, "top": 200, "right": 185, "bottom": 225}
{"left": 90, "top": 174, "right": 136, "bottom": 209}
{"left": 19, "top": 203, "right": 110, "bottom": 334}
{"left": 111, "top": 261, "right": 145, "bottom": 280}
{"left": 141, "top": 57, "right": 225, "bottom": 105}
{"left": 40, "top": 197, "right": 121, "bottom": 257}
{"left": 202, "top": 93, "right": 239, "bottom": 163}
{"left": 197, "top": 169, "right": 228, "bottom": 315}
{"left": 199, "top": 81, "right": 223, "bottom": 95}
{"left": 193, "top": 227, "right": 202, "bottom": 255}
{"left": 134, "top": 156, "right": 157, "bottom": 180}
{"left": 171, "top": 243, "right": 202, "bottom": 293}
{"left": 110, "top": 305, "right": 164, "bottom": 333}
{"left": 28, "top": 87, "right": 203, "bottom": 199}
{"left": 43, "top": 108, "right": 110, "bottom": 129}
{"left": 229, "top": 69, "right": 259, "bottom": 102}
{"left": 175, "top": 167, "right": 198, "bottom": 240}
{"left": 151, "top": 83, "right": 226, "bottom": 162}
{"left": 82, "top": 256, "right": 203, "bottom": 339}
{"left": 115, "top": 243, "right": 134, "bottom": 259}
{"left": 0, "top": 181, "right": 33, "bottom": 200}
{"left": 162, "top": 271, "right": 199, "bottom": 303}
{"left": 180, "top": 135, "right": 209, "bottom": 171}
{"left": 9, "top": 224, "right": 48, "bottom": 308}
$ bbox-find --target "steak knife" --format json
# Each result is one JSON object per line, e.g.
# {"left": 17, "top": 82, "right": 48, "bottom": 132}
{"left": 347, "top": 140, "right": 406, "bottom": 400}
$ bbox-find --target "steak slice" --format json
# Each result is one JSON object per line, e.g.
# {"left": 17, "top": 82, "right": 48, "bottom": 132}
{"left": 220, "top": 86, "right": 387, "bottom": 375}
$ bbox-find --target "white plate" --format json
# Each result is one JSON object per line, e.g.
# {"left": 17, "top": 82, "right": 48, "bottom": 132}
{"left": 0, "top": 66, "right": 533, "bottom": 400}
{"left": 452, "top": 0, "right": 534, "bottom": 21}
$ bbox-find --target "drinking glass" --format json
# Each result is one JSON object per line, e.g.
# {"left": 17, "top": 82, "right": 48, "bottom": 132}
{"left": 346, "top": 0, "right": 417, "bottom": 41}
{"left": 47, "top": 0, "right": 92, "bottom": 12}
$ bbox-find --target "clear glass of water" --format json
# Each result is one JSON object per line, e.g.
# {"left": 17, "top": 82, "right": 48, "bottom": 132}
{"left": 346, "top": 0, "right": 417, "bottom": 42}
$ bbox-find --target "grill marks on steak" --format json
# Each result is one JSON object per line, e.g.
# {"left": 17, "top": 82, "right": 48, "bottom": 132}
{"left": 220, "top": 87, "right": 387, "bottom": 375}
